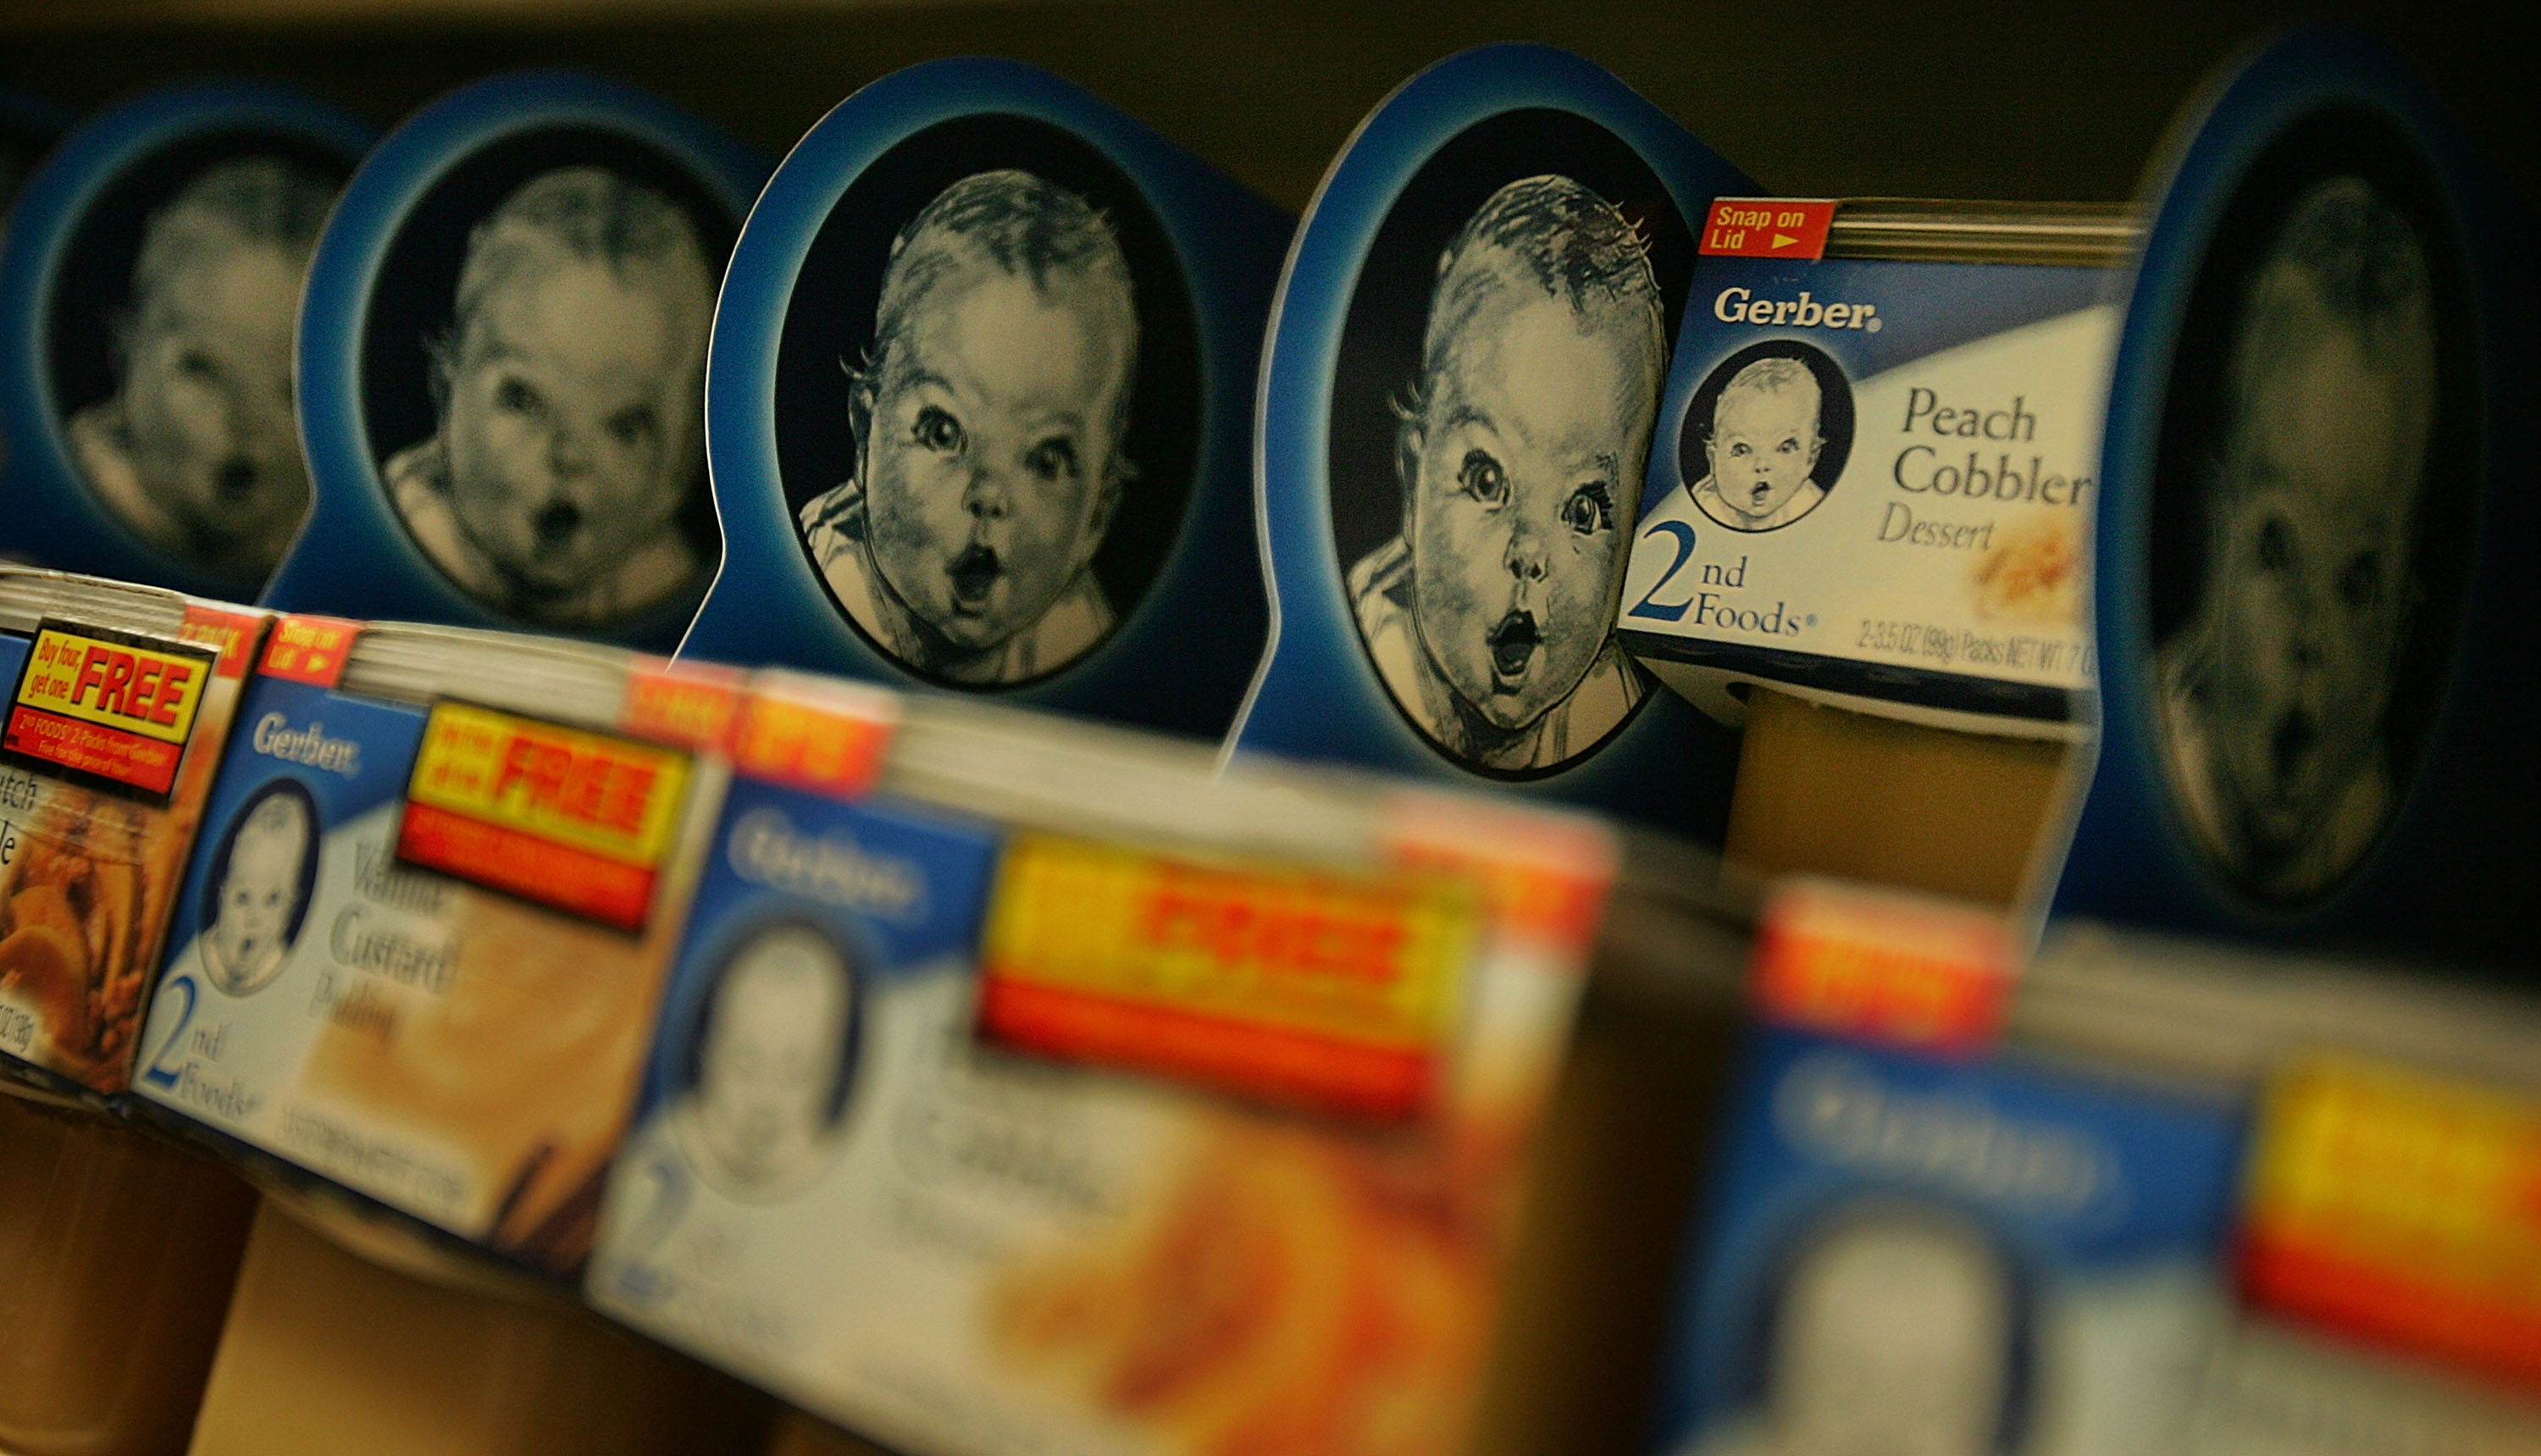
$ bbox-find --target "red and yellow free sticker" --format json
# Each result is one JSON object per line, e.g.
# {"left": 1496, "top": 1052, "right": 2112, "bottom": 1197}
{"left": 398, "top": 700, "right": 695, "bottom": 933}
{"left": 977, "top": 835, "right": 1478, "bottom": 1121}
{"left": 3, "top": 623, "right": 216, "bottom": 799}
{"left": 2239, "top": 1055, "right": 2541, "bottom": 1392}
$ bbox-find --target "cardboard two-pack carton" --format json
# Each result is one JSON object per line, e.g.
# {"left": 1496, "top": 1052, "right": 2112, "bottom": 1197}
{"left": 590, "top": 678, "right": 1618, "bottom": 1456}
{"left": 130, "top": 614, "right": 742, "bottom": 1274}
{"left": 0, "top": 567, "right": 273, "bottom": 1456}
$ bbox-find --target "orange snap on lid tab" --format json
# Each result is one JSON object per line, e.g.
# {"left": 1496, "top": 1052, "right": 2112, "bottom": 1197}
{"left": 1701, "top": 198, "right": 1838, "bottom": 260}
{"left": 261, "top": 616, "right": 363, "bottom": 689}
{"left": 1748, "top": 877, "right": 2018, "bottom": 1055}
{"left": 730, "top": 676, "right": 899, "bottom": 800}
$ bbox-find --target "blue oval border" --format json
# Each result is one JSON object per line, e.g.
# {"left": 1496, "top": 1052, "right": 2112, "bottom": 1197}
{"left": 1227, "top": 43, "right": 1754, "bottom": 841}
{"left": 683, "top": 57, "right": 1292, "bottom": 739}
{"left": 2054, "top": 26, "right": 2541, "bottom": 962}
{"left": 0, "top": 80, "right": 375, "bottom": 600}
{"left": 270, "top": 69, "right": 770, "bottom": 650}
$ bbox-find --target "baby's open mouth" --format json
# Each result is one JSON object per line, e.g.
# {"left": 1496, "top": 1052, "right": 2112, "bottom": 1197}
{"left": 948, "top": 545, "right": 1001, "bottom": 610}
{"left": 1487, "top": 610, "right": 1539, "bottom": 685}
{"left": 534, "top": 500, "right": 584, "bottom": 554}
{"left": 1748, "top": 479, "right": 1775, "bottom": 507}
{"left": 2271, "top": 706, "right": 2317, "bottom": 785}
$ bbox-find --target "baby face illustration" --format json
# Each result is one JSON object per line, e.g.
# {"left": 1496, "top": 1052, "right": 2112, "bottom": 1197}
{"left": 859, "top": 251, "right": 1132, "bottom": 658}
{"left": 2198, "top": 188, "right": 2433, "bottom": 865}
{"left": 694, "top": 927, "right": 852, "bottom": 1192}
{"left": 440, "top": 249, "right": 704, "bottom": 597}
{"left": 1768, "top": 1217, "right": 2010, "bottom": 1456}
{"left": 121, "top": 229, "right": 312, "bottom": 556}
{"left": 1403, "top": 278, "right": 1657, "bottom": 734}
{"left": 1707, "top": 366, "right": 1823, "bottom": 524}
{"left": 206, "top": 793, "right": 311, "bottom": 994}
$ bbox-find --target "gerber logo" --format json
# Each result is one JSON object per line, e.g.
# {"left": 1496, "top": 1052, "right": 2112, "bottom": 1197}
{"left": 1774, "top": 1051, "right": 2117, "bottom": 1216}
{"left": 1713, "top": 286, "right": 1883, "bottom": 332}
{"left": 728, "top": 806, "right": 924, "bottom": 922}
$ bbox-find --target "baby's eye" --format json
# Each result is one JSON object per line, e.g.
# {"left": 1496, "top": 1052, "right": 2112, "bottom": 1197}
{"left": 1458, "top": 449, "right": 1508, "bottom": 505}
{"left": 1777, "top": 436, "right": 1801, "bottom": 455}
{"left": 911, "top": 405, "right": 964, "bottom": 453}
{"left": 2336, "top": 550, "right": 2384, "bottom": 613}
{"left": 1727, "top": 441, "right": 1750, "bottom": 457}
{"left": 177, "top": 349, "right": 221, "bottom": 382}
{"left": 605, "top": 404, "right": 660, "bottom": 449}
{"left": 1024, "top": 435, "right": 1080, "bottom": 483}
{"left": 1561, "top": 483, "right": 1615, "bottom": 536}
{"left": 493, "top": 377, "right": 543, "bottom": 416}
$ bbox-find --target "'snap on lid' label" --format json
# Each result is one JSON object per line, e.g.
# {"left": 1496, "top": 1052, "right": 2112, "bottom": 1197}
{"left": 259, "top": 615, "right": 362, "bottom": 688}
{"left": 2240, "top": 1055, "right": 2541, "bottom": 1393}
{"left": 977, "top": 834, "right": 1480, "bottom": 1121}
{"left": 1749, "top": 877, "right": 2017, "bottom": 1055}
{"left": 731, "top": 684, "right": 897, "bottom": 800}
{"left": 398, "top": 700, "right": 695, "bottom": 933}
{"left": 3, "top": 621, "right": 217, "bottom": 800}
{"left": 1700, "top": 197, "right": 1837, "bottom": 260}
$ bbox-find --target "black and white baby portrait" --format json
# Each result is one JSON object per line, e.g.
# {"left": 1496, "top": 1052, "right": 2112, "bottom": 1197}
{"left": 776, "top": 117, "right": 1199, "bottom": 690}
{"left": 1328, "top": 111, "right": 1696, "bottom": 778}
{"left": 51, "top": 141, "right": 346, "bottom": 586}
{"left": 363, "top": 130, "right": 735, "bottom": 630}
{"left": 2149, "top": 125, "right": 2468, "bottom": 905}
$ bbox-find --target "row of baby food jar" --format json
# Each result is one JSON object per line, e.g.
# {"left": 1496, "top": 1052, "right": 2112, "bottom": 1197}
{"left": 0, "top": 25, "right": 2531, "bottom": 994}
{"left": 4, "top": 558, "right": 2538, "bottom": 1456}
{"left": 0, "top": 562, "right": 1640, "bottom": 1455}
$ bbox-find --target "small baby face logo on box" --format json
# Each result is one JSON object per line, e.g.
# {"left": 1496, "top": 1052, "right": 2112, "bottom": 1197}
{"left": 1678, "top": 341, "right": 1855, "bottom": 535}
{"left": 1326, "top": 110, "right": 1698, "bottom": 778}
{"left": 778, "top": 118, "right": 1200, "bottom": 690}
{"left": 2147, "top": 130, "right": 2468, "bottom": 906}
{"left": 676, "top": 920, "right": 860, "bottom": 1199}
{"left": 199, "top": 778, "right": 319, "bottom": 997}
{"left": 53, "top": 146, "right": 347, "bottom": 587}
{"left": 364, "top": 136, "right": 734, "bottom": 630}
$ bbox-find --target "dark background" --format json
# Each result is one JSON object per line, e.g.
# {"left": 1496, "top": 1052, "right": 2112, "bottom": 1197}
{"left": 356, "top": 122, "right": 738, "bottom": 571}
{"left": 771, "top": 111, "right": 1199, "bottom": 673}
{"left": 1, "top": 1, "right": 2528, "bottom": 222}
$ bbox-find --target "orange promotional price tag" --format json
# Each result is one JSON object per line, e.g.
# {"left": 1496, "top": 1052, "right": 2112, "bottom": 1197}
{"left": 1700, "top": 198, "right": 1838, "bottom": 259}
{"left": 3, "top": 621, "right": 217, "bottom": 800}
{"left": 977, "top": 835, "right": 1479, "bottom": 1121}
{"left": 398, "top": 700, "right": 695, "bottom": 932}
{"left": 1748, "top": 878, "right": 2016, "bottom": 1055}
{"left": 2239, "top": 1056, "right": 2541, "bottom": 1392}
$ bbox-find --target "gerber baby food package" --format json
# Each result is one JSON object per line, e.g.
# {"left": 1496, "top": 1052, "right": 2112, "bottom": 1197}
{"left": 1615, "top": 199, "right": 2122, "bottom": 738}
{"left": 0, "top": 82, "right": 374, "bottom": 600}
{"left": 2051, "top": 30, "right": 2541, "bottom": 964}
{"left": 1609, "top": 197, "right": 2129, "bottom": 905}
{"left": 264, "top": 72, "right": 767, "bottom": 652}
{"left": 685, "top": 58, "right": 1289, "bottom": 739}
{"left": 1232, "top": 45, "right": 1754, "bottom": 843}
{"left": 0, "top": 567, "right": 270, "bottom": 1102}
{"left": 1656, "top": 891, "right": 2541, "bottom": 1456}
{"left": 590, "top": 678, "right": 1614, "bottom": 1456}
{"left": 130, "top": 617, "right": 740, "bottom": 1276}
